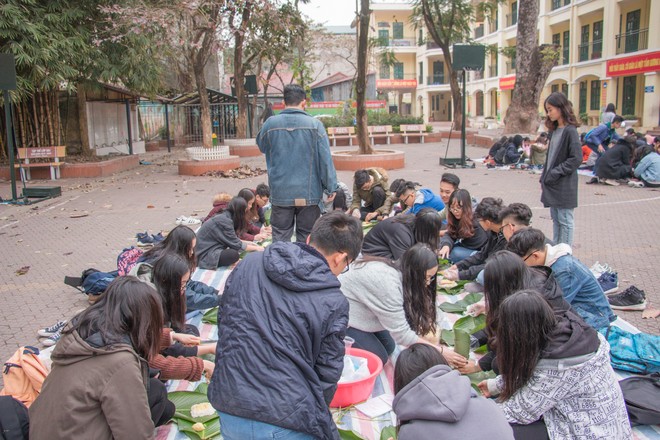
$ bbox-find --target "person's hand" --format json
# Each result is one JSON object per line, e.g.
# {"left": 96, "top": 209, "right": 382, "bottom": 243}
{"left": 439, "top": 229, "right": 447, "bottom": 237}
{"left": 173, "top": 333, "right": 201, "bottom": 346}
{"left": 598, "top": 144, "right": 605, "bottom": 153}
{"left": 477, "top": 380, "right": 491, "bottom": 398}
{"left": 443, "top": 268, "right": 459, "bottom": 281}
{"left": 364, "top": 212, "right": 378, "bottom": 222}
{"left": 351, "top": 209, "right": 361, "bottom": 219}
{"left": 440, "top": 346, "right": 467, "bottom": 368}
{"left": 202, "top": 360, "right": 215, "bottom": 382}
{"left": 466, "top": 301, "right": 486, "bottom": 317}
{"left": 437, "top": 246, "right": 450, "bottom": 259}
{"left": 326, "top": 192, "right": 336, "bottom": 203}
{"left": 260, "top": 225, "right": 272, "bottom": 235}
{"left": 255, "top": 245, "right": 265, "bottom": 252}
{"left": 457, "top": 359, "right": 482, "bottom": 375}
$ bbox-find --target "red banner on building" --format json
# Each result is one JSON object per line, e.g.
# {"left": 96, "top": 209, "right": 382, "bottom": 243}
{"left": 499, "top": 75, "right": 516, "bottom": 90}
{"left": 273, "top": 100, "right": 387, "bottom": 110}
{"left": 376, "top": 79, "right": 418, "bottom": 89}
{"left": 606, "top": 51, "right": 660, "bottom": 77}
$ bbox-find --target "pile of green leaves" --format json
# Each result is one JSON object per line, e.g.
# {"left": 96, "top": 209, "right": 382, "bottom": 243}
{"left": 438, "top": 292, "right": 482, "bottom": 314}
{"left": 338, "top": 425, "right": 396, "bottom": 440}
{"left": 168, "top": 383, "right": 220, "bottom": 440}
{"left": 202, "top": 307, "right": 218, "bottom": 325}
{"left": 436, "top": 279, "right": 469, "bottom": 295}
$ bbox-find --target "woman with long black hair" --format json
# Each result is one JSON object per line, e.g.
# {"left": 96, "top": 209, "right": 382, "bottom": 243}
{"left": 438, "top": 189, "right": 488, "bottom": 263}
{"left": 339, "top": 243, "right": 467, "bottom": 367}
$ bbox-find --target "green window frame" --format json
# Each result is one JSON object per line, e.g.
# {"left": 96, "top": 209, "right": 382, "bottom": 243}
{"left": 590, "top": 80, "right": 601, "bottom": 111}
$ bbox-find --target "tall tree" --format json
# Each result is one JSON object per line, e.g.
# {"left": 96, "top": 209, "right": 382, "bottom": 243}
{"left": 503, "top": 0, "right": 558, "bottom": 134}
{"left": 412, "top": 0, "right": 473, "bottom": 132}
{"left": 355, "top": 0, "right": 373, "bottom": 154}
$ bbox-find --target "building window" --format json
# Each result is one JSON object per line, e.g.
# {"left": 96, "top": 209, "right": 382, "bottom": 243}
{"left": 511, "top": 2, "right": 517, "bottom": 26}
{"left": 622, "top": 76, "right": 636, "bottom": 116}
{"left": 393, "top": 22, "right": 404, "bottom": 40}
{"left": 419, "top": 62, "right": 423, "bottom": 84}
{"left": 476, "top": 91, "right": 484, "bottom": 116}
{"left": 552, "top": 33, "right": 560, "bottom": 49}
{"left": 562, "top": 31, "right": 570, "bottom": 64}
{"left": 393, "top": 62, "right": 404, "bottom": 80}
{"left": 579, "top": 25, "right": 589, "bottom": 62}
{"left": 378, "top": 29, "right": 389, "bottom": 47}
{"left": 418, "top": 29, "right": 424, "bottom": 45}
{"left": 579, "top": 81, "right": 587, "bottom": 114}
{"left": 592, "top": 21, "right": 603, "bottom": 59}
{"left": 561, "top": 83, "right": 568, "bottom": 97}
{"left": 551, "top": 84, "right": 559, "bottom": 94}
{"left": 551, "top": 0, "right": 561, "bottom": 10}
{"left": 590, "top": 80, "right": 601, "bottom": 111}
{"left": 380, "top": 62, "right": 390, "bottom": 79}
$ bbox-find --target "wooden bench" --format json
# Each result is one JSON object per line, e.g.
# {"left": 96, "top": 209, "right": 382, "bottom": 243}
{"left": 368, "top": 125, "right": 393, "bottom": 146}
{"left": 400, "top": 124, "right": 428, "bottom": 144}
{"left": 327, "top": 127, "right": 356, "bottom": 147}
{"left": 15, "top": 146, "right": 66, "bottom": 180}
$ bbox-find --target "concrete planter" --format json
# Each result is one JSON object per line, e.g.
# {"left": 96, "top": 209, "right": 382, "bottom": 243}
{"left": 178, "top": 156, "right": 241, "bottom": 176}
{"left": 224, "top": 138, "right": 261, "bottom": 157}
{"left": 186, "top": 146, "right": 230, "bottom": 161}
{"left": 0, "top": 155, "right": 140, "bottom": 180}
{"left": 145, "top": 140, "right": 169, "bottom": 151}
{"left": 331, "top": 150, "right": 405, "bottom": 171}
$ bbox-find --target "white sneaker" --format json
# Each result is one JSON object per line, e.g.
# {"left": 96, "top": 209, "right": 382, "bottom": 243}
{"left": 628, "top": 180, "right": 644, "bottom": 188}
{"left": 176, "top": 216, "right": 201, "bottom": 225}
{"left": 590, "top": 262, "right": 611, "bottom": 278}
{"left": 601, "top": 178, "right": 620, "bottom": 186}
{"left": 37, "top": 320, "right": 67, "bottom": 337}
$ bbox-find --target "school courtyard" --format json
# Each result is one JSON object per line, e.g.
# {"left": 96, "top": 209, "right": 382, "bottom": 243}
{"left": 1, "top": 139, "right": 658, "bottom": 382}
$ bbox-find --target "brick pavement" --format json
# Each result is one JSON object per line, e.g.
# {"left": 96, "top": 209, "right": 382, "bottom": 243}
{"left": 1, "top": 141, "right": 658, "bottom": 386}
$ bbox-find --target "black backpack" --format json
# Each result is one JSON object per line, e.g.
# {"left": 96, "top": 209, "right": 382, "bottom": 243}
{"left": 0, "top": 396, "right": 29, "bottom": 440}
{"left": 619, "top": 373, "right": 660, "bottom": 426}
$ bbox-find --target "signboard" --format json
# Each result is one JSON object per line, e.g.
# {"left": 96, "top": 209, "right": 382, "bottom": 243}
{"left": 606, "top": 51, "right": 660, "bottom": 77}
{"left": 645, "top": 86, "right": 654, "bottom": 93}
{"left": 499, "top": 75, "right": 516, "bottom": 91}
{"left": 376, "top": 79, "right": 418, "bottom": 89}
{"left": 230, "top": 75, "right": 258, "bottom": 96}
{"left": 0, "top": 53, "right": 17, "bottom": 90}
{"left": 272, "top": 100, "right": 387, "bottom": 111}
{"left": 452, "top": 45, "right": 486, "bottom": 71}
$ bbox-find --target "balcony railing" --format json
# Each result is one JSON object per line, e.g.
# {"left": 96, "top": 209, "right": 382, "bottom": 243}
{"left": 506, "top": 62, "right": 516, "bottom": 74}
{"left": 578, "top": 39, "right": 603, "bottom": 62}
{"left": 426, "top": 41, "right": 440, "bottom": 50}
{"left": 489, "top": 64, "right": 498, "bottom": 77}
{"left": 475, "top": 24, "right": 484, "bottom": 39}
{"left": 388, "top": 38, "right": 417, "bottom": 47}
{"left": 615, "top": 28, "right": 649, "bottom": 55}
{"left": 427, "top": 74, "right": 446, "bottom": 85}
{"left": 551, "top": 0, "right": 570, "bottom": 10}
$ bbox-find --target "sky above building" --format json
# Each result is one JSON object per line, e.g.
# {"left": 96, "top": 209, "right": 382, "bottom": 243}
{"left": 299, "top": 0, "right": 357, "bottom": 26}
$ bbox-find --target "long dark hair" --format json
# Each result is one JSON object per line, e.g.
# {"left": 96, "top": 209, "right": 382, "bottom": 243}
{"left": 401, "top": 243, "right": 438, "bottom": 336}
{"left": 152, "top": 254, "right": 190, "bottom": 331}
{"left": 447, "top": 189, "right": 475, "bottom": 239}
{"left": 238, "top": 188, "right": 259, "bottom": 223}
{"left": 544, "top": 92, "right": 580, "bottom": 131}
{"left": 394, "top": 343, "right": 447, "bottom": 394}
{"left": 226, "top": 196, "right": 248, "bottom": 234}
{"left": 142, "top": 225, "right": 196, "bottom": 269}
{"left": 68, "top": 276, "right": 163, "bottom": 360}
{"left": 413, "top": 208, "right": 442, "bottom": 250}
{"left": 496, "top": 290, "right": 556, "bottom": 401}
{"left": 604, "top": 103, "right": 615, "bottom": 113}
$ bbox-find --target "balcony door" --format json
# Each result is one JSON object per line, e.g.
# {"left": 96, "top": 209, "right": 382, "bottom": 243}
{"left": 622, "top": 76, "right": 636, "bottom": 117}
{"left": 625, "top": 10, "right": 640, "bottom": 53}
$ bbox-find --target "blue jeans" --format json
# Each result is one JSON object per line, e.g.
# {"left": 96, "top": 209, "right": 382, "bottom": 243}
{"left": 218, "top": 412, "right": 315, "bottom": 440}
{"left": 449, "top": 246, "right": 477, "bottom": 263}
{"left": 550, "top": 207, "right": 574, "bottom": 246}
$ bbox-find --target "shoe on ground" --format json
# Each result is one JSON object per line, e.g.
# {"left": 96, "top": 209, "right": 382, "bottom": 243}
{"left": 151, "top": 232, "right": 165, "bottom": 242}
{"left": 136, "top": 231, "right": 154, "bottom": 246}
{"left": 597, "top": 271, "right": 619, "bottom": 294}
{"left": 590, "top": 261, "right": 611, "bottom": 278}
{"left": 464, "top": 282, "right": 484, "bottom": 293}
{"left": 37, "top": 320, "right": 67, "bottom": 337}
{"left": 42, "top": 328, "right": 62, "bottom": 347}
{"left": 601, "top": 178, "right": 620, "bottom": 186}
{"left": 586, "top": 177, "right": 599, "bottom": 184}
{"left": 608, "top": 285, "right": 647, "bottom": 311}
{"left": 628, "top": 180, "right": 644, "bottom": 188}
{"left": 176, "top": 216, "right": 202, "bottom": 225}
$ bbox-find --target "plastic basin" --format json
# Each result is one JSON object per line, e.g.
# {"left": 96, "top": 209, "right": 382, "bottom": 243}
{"left": 329, "top": 347, "right": 383, "bottom": 408}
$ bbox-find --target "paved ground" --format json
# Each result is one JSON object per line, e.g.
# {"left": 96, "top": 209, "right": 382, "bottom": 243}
{"left": 1, "top": 139, "right": 658, "bottom": 385}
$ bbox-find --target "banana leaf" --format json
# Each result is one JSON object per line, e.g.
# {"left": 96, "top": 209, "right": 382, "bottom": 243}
{"left": 467, "top": 370, "right": 496, "bottom": 395}
{"left": 438, "top": 292, "right": 483, "bottom": 314}
{"left": 168, "top": 392, "right": 217, "bottom": 424}
{"left": 436, "top": 279, "right": 469, "bottom": 295}
{"left": 339, "top": 428, "right": 366, "bottom": 440}
{"left": 440, "top": 329, "right": 455, "bottom": 346}
{"left": 437, "top": 258, "right": 451, "bottom": 270}
{"left": 202, "top": 307, "right": 219, "bottom": 325}
{"left": 453, "top": 314, "right": 486, "bottom": 335}
{"left": 453, "top": 329, "right": 470, "bottom": 358}
{"left": 174, "top": 417, "right": 221, "bottom": 440}
{"left": 380, "top": 425, "right": 397, "bottom": 440}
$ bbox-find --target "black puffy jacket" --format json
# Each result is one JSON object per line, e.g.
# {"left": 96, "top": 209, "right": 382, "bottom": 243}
{"left": 208, "top": 242, "right": 349, "bottom": 440}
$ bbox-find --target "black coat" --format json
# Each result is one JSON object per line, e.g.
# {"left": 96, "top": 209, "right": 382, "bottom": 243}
{"left": 362, "top": 216, "right": 415, "bottom": 261}
{"left": 455, "top": 231, "right": 506, "bottom": 281}
{"left": 541, "top": 125, "right": 582, "bottom": 209}
{"left": 439, "top": 218, "right": 489, "bottom": 252}
{"left": 208, "top": 242, "right": 348, "bottom": 440}
{"left": 595, "top": 140, "right": 633, "bottom": 180}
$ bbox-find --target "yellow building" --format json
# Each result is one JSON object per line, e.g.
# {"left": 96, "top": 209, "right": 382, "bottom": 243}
{"left": 370, "top": 0, "right": 660, "bottom": 130}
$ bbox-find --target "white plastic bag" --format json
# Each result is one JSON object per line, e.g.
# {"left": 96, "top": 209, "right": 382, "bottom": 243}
{"left": 339, "top": 354, "right": 370, "bottom": 383}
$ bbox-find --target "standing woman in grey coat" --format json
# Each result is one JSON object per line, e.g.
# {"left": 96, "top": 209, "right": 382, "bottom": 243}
{"left": 540, "top": 92, "right": 582, "bottom": 246}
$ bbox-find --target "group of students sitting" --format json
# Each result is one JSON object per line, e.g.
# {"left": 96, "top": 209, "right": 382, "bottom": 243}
{"left": 18, "top": 168, "right": 642, "bottom": 440}
{"left": 485, "top": 133, "right": 549, "bottom": 169}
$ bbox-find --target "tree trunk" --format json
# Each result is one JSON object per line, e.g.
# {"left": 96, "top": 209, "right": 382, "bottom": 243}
{"left": 77, "top": 85, "right": 92, "bottom": 156}
{"left": 355, "top": 0, "right": 372, "bottom": 155}
{"left": 193, "top": 57, "right": 212, "bottom": 148}
{"left": 234, "top": 2, "right": 252, "bottom": 139}
{"left": 503, "top": 0, "right": 558, "bottom": 134}
{"left": 443, "top": 47, "right": 463, "bottom": 132}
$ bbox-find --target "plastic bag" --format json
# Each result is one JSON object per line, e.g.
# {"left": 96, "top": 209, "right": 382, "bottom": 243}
{"left": 339, "top": 355, "right": 370, "bottom": 383}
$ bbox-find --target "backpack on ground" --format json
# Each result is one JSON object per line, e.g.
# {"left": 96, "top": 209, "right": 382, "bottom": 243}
{"left": 0, "top": 396, "right": 29, "bottom": 440}
{"left": 117, "top": 246, "right": 144, "bottom": 276}
{"left": 64, "top": 268, "right": 117, "bottom": 295}
{"left": 605, "top": 325, "right": 660, "bottom": 374}
{"left": 619, "top": 373, "right": 660, "bottom": 425}
{"left": 0, "top": 346, "right": 49, "bottom": 408}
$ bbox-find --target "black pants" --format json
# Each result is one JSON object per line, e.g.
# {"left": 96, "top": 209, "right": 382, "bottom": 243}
{"left": 271, "top": 205, "right": 321, "bottom": 243}
{"left": 347, "top": 327, "right": 395, "bottom": 365}
{"left": 359, "top": 186, "right": 387, "bottom": 220}
{"left": 511, "top": 419, "right": 549, "bottom": 440}
{"left": 217, "top": 248, "right": 240, "bottom": 268}
{"left": 148, "top": 378, "right": 175, "bottom": 427}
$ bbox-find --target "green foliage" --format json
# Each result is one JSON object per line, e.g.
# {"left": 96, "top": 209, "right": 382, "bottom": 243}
{"left": 168, "top": 383, "right": 221, "bottom": 439}
{"left": 322, "top": 110, "right": 423, "bottom": 130}
{"left": 453, "top": 329, "right": 470, "bottom": 358}
{"left": 622, "top": 114, "right": 639, "bottom": 120}
{"left": 438, "top": 292, "right": 483, "bottom": 313}
{"left": 338, "top": 429, "right": 366, "bottom": 440}
{"left": 436, "top": 279, "right": 470, "bottom": 295}
{"left": 202, "top": 307, "right": 219, "bottom": 325}
{"left": 380, "top": 426, "right": 397, "bottom": 440}
{"left": 579, "top": 112, "right": 589, "bottom": 124}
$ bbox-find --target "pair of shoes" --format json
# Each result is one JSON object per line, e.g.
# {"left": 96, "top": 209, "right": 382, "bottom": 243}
{"left": 628, "top": 180, "right": 644, "bottom": 188}
{"left": 464, "top": 282, "right": 484, "bottom": 293}
{"left": 136, "top": 231, "right": 155, "bottom": 246}
{"left": 608, "top": 285, "right": 647, "bottom": 311}
{"left": 37, "top": 320, "right": 67, "bottom": 337}
{"left": 601, "top": 178, "right": 620, "bottom": 186}
{"left": 176, "top": 216, "right": 202, "bottom": 226}
{"left": 586, "top": 177, "right": 599, "bottom": 184}
{"left": 598, "top": 271, "right": 619, "bottom": 294}
{"left": 42, "top": 329, "right": 62, "bottom": 347}
{"left": 590, "top": 261, "right": 611, "bottom": 278}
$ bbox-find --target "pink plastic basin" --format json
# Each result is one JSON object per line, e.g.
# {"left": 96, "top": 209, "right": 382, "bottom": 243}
{"left": 330, "top": 347, "right": 384, "bottom": 408}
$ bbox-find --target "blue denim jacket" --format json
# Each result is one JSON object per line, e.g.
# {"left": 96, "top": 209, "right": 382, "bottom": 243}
{"left": 257, "top": 108, "right": 337, "bottom": 206}
{"left": 550, "top": 254, "right": 616, "bottom": 330}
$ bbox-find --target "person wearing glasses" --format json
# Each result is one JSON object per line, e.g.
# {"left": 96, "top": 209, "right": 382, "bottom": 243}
{"left": 339, "top": 243, "right": 468, "bottom": 368}
{"left": 437, "top": 189, "right": 489, "bottom": 263}
{"left": 395, "top": 181, "right": 445, "bottom": 215}
{"left": 208, "top": 212, "right": 363, "bottom": 440}
{"left": 497, "top": 202, "right": 533, "bottom": 241}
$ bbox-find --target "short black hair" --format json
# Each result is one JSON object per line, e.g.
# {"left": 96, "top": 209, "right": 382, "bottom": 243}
{"left": 475, "top": 197, "right": 504, "bottom": 222}
{"left": 309, "top": 211, "right": 363, "bottom": 261}
{"left": 440, "top": 173, "right": 460, "bottom": 189}
{"left": 255, "top": 183, "right": 270, "bottom": 198}
{"left": 395, "top": 181, "right": 417, "bottom": 198}
{"left": 523, "top": 136, "right": 530, "bottom": 142}
{"left": 499, "top": 202, "right": 532, "bottom": 226}
{"left": 612, "top": 115, "right": 624, "bottom": 124}
{"left": 389, "top": 178, "right": 406, "bottom": 193}
{"left": 655, "top": 136, "right": 660, "bottom": 144}
{"left": 626, "top": 128, "right": 635, "bottom": 135}
{"left": 507, "top": 228, "right": 546, "bottom": 257}
{"left": 283, "top": 84, "right": 306, "bottom": 106}
{"left": 394, "top": 343, "right": 447, "bottom": 394}
{"left": 354, "top": 169, "right": 370, "bottom": 188}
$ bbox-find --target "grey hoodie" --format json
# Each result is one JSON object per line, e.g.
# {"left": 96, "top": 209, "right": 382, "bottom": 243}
{"left": 393, "top": 365, "right": 514, "bottom": 440}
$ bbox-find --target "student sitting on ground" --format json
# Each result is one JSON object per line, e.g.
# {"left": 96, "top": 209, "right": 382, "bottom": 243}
{"left": 248, "top": 183, "right": 270, "bottom": 226}
{"left": 29, "top": 277, "right": 174, "bottom": 439}
{"left": 494, "top": 135, "right": 523, "bottom": 165}
{"left": 593, "top": 135, "right": 636, "bottom": 186}
{"left": 392, "top": 344, "right": 514, "bottom": 440}
{"left": 203, "top": 192, "right": 232, "bottom": 222}
{"left": 530, "top": 132, "right": 549, "bottom": 168}
{"left": 507, "top": 227, "right": 615, "bottom": 330}
{"left": 339, "top": 244, "right": 467, "bottom": 367}
{"left": 437, "top": 189, "right": 489, "bottom": 263}
{"left": 195, "top": 197, "right": 264, "bottom": 269}
{"left": 486, "top": 136, "right": 509, "bottom": 164}
{"left": 396, "top": 181, "right": 445, "bottom": 215}
{"left": 631, "top": 136, "right": 660, "bottom": 188}
{"left": 584, "top": 115, "right": 623, "bottom": 154}
{"left": 361, "top": 209, "right": 442, "bottom": 261}
{"left": 350, "top": 168, "right": 391, "bottom": 220}
{"left": 322, "top": 181, "right": 352, "bottom": 214}
{"left": 498, "top": 202, "right": 533, "bottom": 242}
{"left": 442, "top": 197, "right": 506, "bottom": 288}
{"left": 437, "top": 173, "right": 460, "bottom": 234}
{"left": 238, "top": 188, "right": 271, "bottom": 241}
{"left": 478, "top": 291, "right": 631, "bottom": 440}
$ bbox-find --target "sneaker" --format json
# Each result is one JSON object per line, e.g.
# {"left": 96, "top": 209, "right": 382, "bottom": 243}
{"left": 608, "top": 286, "right": 647, "bottom": 311}
{"left": 601, "top": 178, "right": 620, "bottom": 186}
{"left": 590, "top": 261, "right": 611, "bottom": 278}
{"left": 136, "top": 231, "right": 154, "bottom": 247}
{"left": 176, "top": 216, "right": 201, "bottom": 226}
{"left": 628, "top": 180, "right": 644, "bottom": 188}
{"left": 42, "top": 328, "right": 62, "bottom": 347}
{"left": 151, "top": 232, "right": 165, "bottom": 242}
{"left": 598, "top": 271, "right": 619, "bottom": 294}
{"left": 37, "top": 320, "right": 67, "bottom": 337}
{"left": 586, "top": 177, "right": 599, "bottom": 184}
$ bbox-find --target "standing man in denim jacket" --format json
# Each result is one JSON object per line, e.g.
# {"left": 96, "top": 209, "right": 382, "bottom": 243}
{"left": 257, "top": 84, "right": 337, "bottom": 242}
